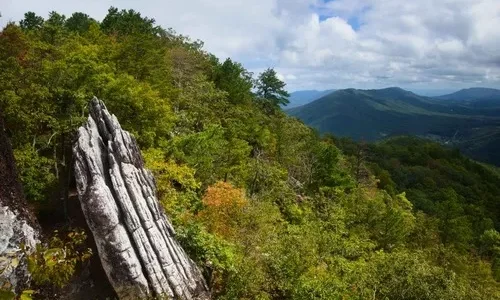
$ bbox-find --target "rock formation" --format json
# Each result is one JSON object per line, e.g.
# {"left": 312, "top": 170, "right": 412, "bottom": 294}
{"left": 0, "top": 113, "right": 40, "bottom": 294}
{"left": 72, "top": 98, "right": 209, "bottom": 300}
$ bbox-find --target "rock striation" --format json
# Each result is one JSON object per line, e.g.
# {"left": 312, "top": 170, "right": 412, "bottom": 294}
{"left": 0, "top": 112, "right": 40, "bottom": 294}
{"left": 72, "top": 98, "right": 209, "bottom": 300}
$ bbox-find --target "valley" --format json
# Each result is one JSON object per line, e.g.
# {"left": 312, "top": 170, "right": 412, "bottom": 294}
{"left": 288, "top": 87, "right": 500, "bottom": 165}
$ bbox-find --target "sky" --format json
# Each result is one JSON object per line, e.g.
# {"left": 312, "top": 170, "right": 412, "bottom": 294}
{"left": 1, "top": 0, "right": 500, "bottom": 93}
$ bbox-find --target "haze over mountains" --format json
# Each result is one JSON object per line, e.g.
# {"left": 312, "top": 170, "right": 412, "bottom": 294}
{"left": 287, "top": 90, "right": 335, "bottom": 108}
{"left": 288, "top": 87, "right": 500, "bottom": 165}
{"left": 435, "top": 88, "right": 500, "bottom": 101}
{"left": 288, "top": 87, "right": 500, "bottom": 108}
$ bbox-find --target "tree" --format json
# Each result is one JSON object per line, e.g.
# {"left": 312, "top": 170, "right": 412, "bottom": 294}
{"left": 65, "top": 12, "right": 95, "bottom": 33}
{"left": 199, "top": 181, "right": 247, "bottom": 239}
{"left": 101, "top": 7, "right": 160, "bottom": 36}
{"left": 19, "top": 12, "right": 44, "bottom": 30}
{"left": 214, "top": 58, "right": 253, "bottom": 105}
{"left": 41, "top": 11, "right": 67, "bottom": 44}
{"left": 255, "top": 68, "right": 290, "bottom": 112}
{"left": 3, "top": 9, "right": 500, "bottom": 299}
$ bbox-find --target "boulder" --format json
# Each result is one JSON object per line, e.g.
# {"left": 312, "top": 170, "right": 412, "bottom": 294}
{"left": 72, "top": 98, "right": 209, "bottom": 299}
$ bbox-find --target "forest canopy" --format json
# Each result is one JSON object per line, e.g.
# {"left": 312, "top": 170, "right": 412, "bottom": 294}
{"left": 1, "top": 8, "right": 499, "bottom": 299}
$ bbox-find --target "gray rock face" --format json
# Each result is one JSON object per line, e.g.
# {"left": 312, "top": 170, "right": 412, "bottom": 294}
{"left": 0, "top": 206, "right": 38, "bottom": 293}
{"left": 0, "top": 112, "right": 40, "bottom": 294}
{"left": 72, "top": 98, "right": 209, "bottom": 300}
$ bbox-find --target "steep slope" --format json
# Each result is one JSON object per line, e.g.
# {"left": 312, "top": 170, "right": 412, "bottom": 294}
{"left": 3, "top": 9, "right": 500, "bottom": 299}
{"left": 338, "top": 135, "right": 500, "bottom": 239}
{"left": 289, "top": 88, "right": 500, "bottom": 165}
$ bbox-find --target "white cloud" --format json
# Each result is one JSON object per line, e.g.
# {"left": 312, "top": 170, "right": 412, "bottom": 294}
{"left": 1, "top": 0, "right": 499, "bottom": 91}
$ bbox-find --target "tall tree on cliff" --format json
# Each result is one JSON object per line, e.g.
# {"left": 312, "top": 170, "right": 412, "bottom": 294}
{"left": 256, "top": 68, "right": 290, "bottom": 113}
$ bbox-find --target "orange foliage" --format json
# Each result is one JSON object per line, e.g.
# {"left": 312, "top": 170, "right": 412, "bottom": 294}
{"left": 199, "top": 181, "right": 247, "bottom": 239}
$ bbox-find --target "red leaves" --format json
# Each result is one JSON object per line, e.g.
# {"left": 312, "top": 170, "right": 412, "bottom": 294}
{"left": 199, "top": 181, "right": 247, "bottom": 239}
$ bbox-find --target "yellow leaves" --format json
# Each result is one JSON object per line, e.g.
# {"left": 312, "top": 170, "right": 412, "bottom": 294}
{"left": 142, "top": 148, "right": 200, "bottom": 216}
{"left": 143, "top": 148, "right": 202, "bottom": 226}
{"left": 203, "top": 181, "right": 246, "bottom": 208}
{"left": 143, "top": 148, "right": 200, "bottom": 192}
{"left": 20, "top": 290, "right": 35, "bottom": 300}
{"left": 199, "top": 181, "right": 247, "bottom": 239}
{"left": 43, "top": 248, "right": 63, "bottom": 267}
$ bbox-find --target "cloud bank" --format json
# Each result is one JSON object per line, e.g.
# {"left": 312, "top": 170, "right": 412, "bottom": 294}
{"left": 1, "top": 0, "right": 499, "bottom": 91}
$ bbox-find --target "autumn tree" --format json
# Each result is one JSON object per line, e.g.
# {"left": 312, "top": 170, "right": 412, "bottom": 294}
{"left": 199, "top": 181, "right": 247, "bottom": 239}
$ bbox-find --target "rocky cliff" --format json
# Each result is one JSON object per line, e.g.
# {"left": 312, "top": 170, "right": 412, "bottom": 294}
{"left": 0, "top": 113, "right": 40, "bottom": 294}
{"left": 72, "top": 98, "right": 209, "bottom": 299}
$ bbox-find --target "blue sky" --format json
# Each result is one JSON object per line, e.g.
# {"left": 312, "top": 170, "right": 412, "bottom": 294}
{"left": 1, "top": 0, "right": 500, "bottom": 92}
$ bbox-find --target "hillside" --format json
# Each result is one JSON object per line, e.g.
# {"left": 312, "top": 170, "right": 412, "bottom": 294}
{"left": 289, "top": 87, "right": 500, "bottom": 165}
{"left": 338, "top": 136, "right": 500, "bottom": 230}
{"left": 434, "top": 88, "right": 500, "bottom": 112}
{"left": 1, "top": 8, "right": 500, "bottom": 300}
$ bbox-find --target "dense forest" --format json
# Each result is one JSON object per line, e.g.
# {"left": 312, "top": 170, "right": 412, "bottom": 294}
{"left": 1, "top": 8, "right": 500, "bottom": 299}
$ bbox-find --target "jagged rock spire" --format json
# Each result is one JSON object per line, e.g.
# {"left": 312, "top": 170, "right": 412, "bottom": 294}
{"left": 73, "top": 98, "right": 209, "bottom": 300}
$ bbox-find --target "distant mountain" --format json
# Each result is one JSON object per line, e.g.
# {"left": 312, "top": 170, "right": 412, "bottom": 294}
{"left": 288, "top": 87, "right": 500, "bottom": 165}
{"left": 286, "top": 89, "right": 335, "bottom": 108}
{"left": 408, "top": 88, "right": 459, "bottom": 97}
{"left": 433, "top": 87, "right": 500, "bottom": 110}
{"left": 435, "top": 87, "right": 500, "bottom": 101}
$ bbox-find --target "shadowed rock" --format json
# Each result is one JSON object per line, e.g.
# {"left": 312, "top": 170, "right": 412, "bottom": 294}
{"left": 73, "top": 98, "right": 209, "bottom": 300}
{"left": 0, "top": 112, "right": 40, "bottom": 294}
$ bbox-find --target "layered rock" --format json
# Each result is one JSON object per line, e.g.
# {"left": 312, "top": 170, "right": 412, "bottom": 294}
{"left": 0, "top": 113, "right": 40, "bottom": 294}
{"left": 72, "top": 98, "right": 209, "bottom": 300}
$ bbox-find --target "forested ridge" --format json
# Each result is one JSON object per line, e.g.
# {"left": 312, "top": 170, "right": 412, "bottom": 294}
{"left": 1, "top": 8, "right": 500, "bottom": 299}
{"left": 288, "top": 88, "right": 500, "bottom": 166}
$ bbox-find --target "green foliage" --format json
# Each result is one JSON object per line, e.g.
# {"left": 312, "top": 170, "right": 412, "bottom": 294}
{"left": 360, "top": 136, "right": 500, "bottom": 243}
{"left": 143, "top": 147, "right": 202, "bottom": 221}
{"left": 13, "top": 145, "right": 56, "bottom": 203}
{"left": 19, "top": 290, "right": 35, "bottom": 300}
{"left": 2, "top": 8, "right": 500, "bottom": 298}
{"left": 214, "top": 58, "right": 254, "bottom": 105}
{"left": 101, "top": 7, "right": 161, "bottom": 36}
{"left": 289, "top": 87, "right": 500, "bottom": 166}
{"left": 166, "top": 126, "right": 251, "bottom": 187}
{"left": 65, "top": 12, "right": 96, "bottom": 33}
{"left": 27, "top": 230, "right": 92, "bottom": 288}
{"left": 0, "top": 290, "right": 15, "bottom": 300}
{"left": 256, "top": 68, "right": 290, "bottom": 112}
{"left": 19, "top": 12, "right": 44, "bottom": 31}
{"left": 481, "top": 229, "right": 500, "bottom": 280}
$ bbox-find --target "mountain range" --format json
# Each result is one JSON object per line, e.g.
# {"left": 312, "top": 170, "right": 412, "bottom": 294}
{"left": 286, "top": 89, "right": 335, "bottom": 108}
{"left": 288, "top": 87, "right": 500, "bottom": 165}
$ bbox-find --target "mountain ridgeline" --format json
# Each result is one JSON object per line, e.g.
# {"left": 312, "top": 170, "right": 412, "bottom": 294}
{"left": 289, "top": 87, "right": 500, "bottom": 165}
{"left": 286, "top": 89, "right": 335, "bottom": 108}
{"left": 1, "top": 8, "right": 500, "bottom": 299}
{"left": 436, "top": 87, "right": 500, "bottom": 102}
